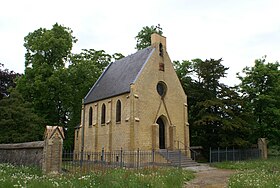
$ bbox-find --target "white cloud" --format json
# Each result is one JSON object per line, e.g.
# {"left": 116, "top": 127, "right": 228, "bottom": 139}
{"left": 1, "top": 0, "right": 280, "bottom": 86}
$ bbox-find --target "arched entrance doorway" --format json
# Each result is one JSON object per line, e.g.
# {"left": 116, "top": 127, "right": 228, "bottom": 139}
{"left": 156, "top": 117, "right": 165, "bottom": 149}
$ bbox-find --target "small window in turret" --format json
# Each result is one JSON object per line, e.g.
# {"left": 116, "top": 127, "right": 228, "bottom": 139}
{"left": 159, "top": 43, "right": 163, "bottom": 57}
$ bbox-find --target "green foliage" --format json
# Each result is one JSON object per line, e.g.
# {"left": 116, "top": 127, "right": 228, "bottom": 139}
{"left": 24, "top": 23, "right": 76, "bottom": 69}
{"left": 135, "top": 24, "right": 163, "bottom": 50}
{"left": 212, "top": 158, "right": 280, "bottom": 187}
{"left": 193, "top": 58, "right": 228, "bottom": 96}
{"left": 174, "top": 55, "right": 280, "bottom": 150}
{"left": 0, "top": 90, "right": 44, "bottom": 143}
{"left": 17, "top": 23, "right": 77, "bottom": 127}
{"left": 14, "top": 24, "right": 121, "bottom": 149}
{"left": 0, "top": 63, "right": 21, "bottom": 100}
{"left": 174, "top": 58, "right": 252, "bottom": 149}
{"left": 269, "top": 145, "right": 280, "bottom": 156}
{"left": 173, "top": 60, "right": 193, "bottom": 92}
{"left": 238, "top": 57, "right": 280, "bottom": 146}
{"left": 0, "top": 164, "right": 194, "bottom": 188}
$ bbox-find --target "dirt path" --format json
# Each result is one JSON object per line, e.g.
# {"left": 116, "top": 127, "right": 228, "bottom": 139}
{"left": 184, "top": 165, "right": 235, "bottom": 188}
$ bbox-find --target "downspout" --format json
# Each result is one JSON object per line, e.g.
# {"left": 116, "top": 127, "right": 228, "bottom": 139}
{"left": 80, "top": 98, "right": 85, "bottom": 165}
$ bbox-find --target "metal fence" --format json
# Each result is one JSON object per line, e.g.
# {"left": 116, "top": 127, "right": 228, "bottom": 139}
{"left": 209, "top": 147, "right": 261, "bottom": 163}
{"left": 62, "top": 149, "right": 172, "bottom": 173}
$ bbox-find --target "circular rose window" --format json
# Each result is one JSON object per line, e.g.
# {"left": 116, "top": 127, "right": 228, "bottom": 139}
{"left": 156, "top": 81, "right": 167, "bottom": 97}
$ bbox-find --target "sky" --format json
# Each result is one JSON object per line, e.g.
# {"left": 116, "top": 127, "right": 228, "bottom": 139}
{"left": 1, "top": 0, "right": 280, "bottom": 86}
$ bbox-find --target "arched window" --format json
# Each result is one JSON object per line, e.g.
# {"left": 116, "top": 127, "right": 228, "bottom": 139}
{"left": 89, "top": 107, "right": 93, "bottom": 126}
{"left": 116, "top": 100, "right": 121, "bottom": 123}
{"left": 101, "top": 104, "right": 106, "bottom": 125}
{"left": 76, "top": 129, "right": 79, "bottom": 140}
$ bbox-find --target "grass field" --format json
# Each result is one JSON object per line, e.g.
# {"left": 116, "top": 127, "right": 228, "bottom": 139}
{"left": 0, "top": 163, "right": 194, "bottom": 188}
{"left": 213, "top": 157, "right": 280, "bottom": 187}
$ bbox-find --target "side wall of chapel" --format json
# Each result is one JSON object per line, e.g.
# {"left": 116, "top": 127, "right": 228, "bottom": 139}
{"left": 76, "top": 94, "right": 132, "bottom": 152}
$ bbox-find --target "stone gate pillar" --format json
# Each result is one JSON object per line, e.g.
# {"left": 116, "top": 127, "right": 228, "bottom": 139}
{"left": 42, "top": 126, "right": 65, "bottom": 174}
{"left": 258, "top": 138, "right": 268, "bottom": 159}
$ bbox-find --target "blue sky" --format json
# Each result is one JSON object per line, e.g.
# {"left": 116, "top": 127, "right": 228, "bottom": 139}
{"left": 1, "top": 0, "right": 280, "bottom": 86}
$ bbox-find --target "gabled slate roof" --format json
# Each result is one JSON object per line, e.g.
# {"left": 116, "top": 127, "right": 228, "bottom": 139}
{"left": 84, "top": 47, "right": 155, "bottom": 104}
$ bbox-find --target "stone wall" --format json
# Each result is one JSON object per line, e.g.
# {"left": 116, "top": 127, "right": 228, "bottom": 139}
{"left": 0, "top": 126, "right": 64, "bottom": 174}
{"left": 0, "top": 141, "right": 44, "bottom": 167}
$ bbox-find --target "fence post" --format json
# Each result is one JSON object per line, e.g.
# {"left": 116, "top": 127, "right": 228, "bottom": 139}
{"left": 120, "top": 147, "right": 123, "bottom": 168}
{"left": 79, "top": 151, "right": 83, "bottom": 168}
{"left": 101, "top": 147, "right": 104, "bottom": 162}
{"left": 178, "top": 150, "right": 181, "bottom": 168}
{"left": 152, "top": 149, "right": 155, "bottom": 167}
{"left": 137, "top": 148, "right": 140, "bottom": 169}
{"left": 167, "top": 148, "right": 169, "bottom": 160}
{"left": 226, "top": 147, "right": 228, "bottom": 161}
{"left": 233, "top": 147, "right": 235, "bottom": 161}
{"left": 218, "top": 147, "right": 220, "bottom": 162}
{"left": 209, "top": 147, "right": 212, "bottom": 163}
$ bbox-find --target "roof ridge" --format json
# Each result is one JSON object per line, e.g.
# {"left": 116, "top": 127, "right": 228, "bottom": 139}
{"left": 132, "top": 48, "right": 155, "bottom": 84}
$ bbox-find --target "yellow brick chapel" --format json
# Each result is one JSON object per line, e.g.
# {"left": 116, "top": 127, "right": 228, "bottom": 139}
{"left": 74, "top": 34, "right": 190, "bottom": 156}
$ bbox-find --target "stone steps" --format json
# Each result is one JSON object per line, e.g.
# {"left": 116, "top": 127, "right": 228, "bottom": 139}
{"left": 159, "top": 149, "right": 200, "bottom": 168}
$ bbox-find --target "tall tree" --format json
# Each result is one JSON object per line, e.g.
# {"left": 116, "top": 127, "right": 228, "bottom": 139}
{"left": 135, "top": 24, "right": 163, "bottom": 50}
{"left": 0, "top": 63, "right": 21, "bottom": 100}
{"left": 15, "top": 24, "right": 123, "bottom": 149}
{"left": 0, "top": 90, "right": 43, "bottom": 143}
{"left": 238, "top": 57, "right": 280, "bottom": 145}
{"left": 175, "top": 58, "right": 252, "bottom": 149}
{"left": 16, "top": 23, "right": 76, "bottom": 127}
{"left": 193, "top": 58, "right": 228, "bottom": 97}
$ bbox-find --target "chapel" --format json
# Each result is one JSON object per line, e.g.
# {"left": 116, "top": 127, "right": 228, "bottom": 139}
{"left": 74, "top": 33, "right": 190, "bottom": 156}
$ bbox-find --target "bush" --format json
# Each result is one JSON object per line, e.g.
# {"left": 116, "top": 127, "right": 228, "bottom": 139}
{"left": 268, "top": 145, "right": 280, "bottom": 156}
